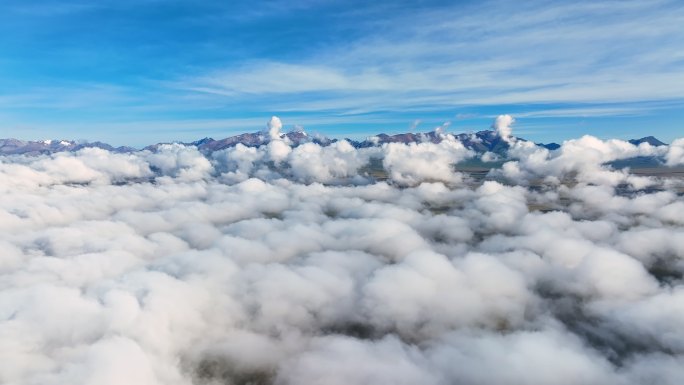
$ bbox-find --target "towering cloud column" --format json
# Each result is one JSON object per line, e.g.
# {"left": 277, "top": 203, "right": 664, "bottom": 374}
{"left": 493, "top": 114, "right": 515, "bottom": 143}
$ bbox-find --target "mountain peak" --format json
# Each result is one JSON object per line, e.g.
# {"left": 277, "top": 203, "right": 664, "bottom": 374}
{"left": 629, "top": 136, "right": 667, "bottom": 146}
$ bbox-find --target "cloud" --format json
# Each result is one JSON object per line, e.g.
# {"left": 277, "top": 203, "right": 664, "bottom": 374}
{"left": 381, "top": 136, "right": 473, "bottom": 186}
{"left": 176, "top": 1, "right": 684, "bottom": 118}
{"left": 1, "top": 121, "right": 684, "bottom": 384}
{"left": 492, "top": 114, "right": 515, "bottom": 142}
{"left": 267, "top": 116, "right": 283, "bottom": 140}
{"left": 4, "top": 1, "right": 684, "bottom": 144}
{"left": 499, "top": 132, "right": 669, "bottom": 187}
{"left": 666, "top": 138, "right": 684, "bottom": 166}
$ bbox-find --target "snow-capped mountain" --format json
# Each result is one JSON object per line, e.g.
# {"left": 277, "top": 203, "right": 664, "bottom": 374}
{"left": 0, "top": 129, "right": 666, "bottom": 156}
{"left": 0, "top": 138, "right": 135, "bottom": 155}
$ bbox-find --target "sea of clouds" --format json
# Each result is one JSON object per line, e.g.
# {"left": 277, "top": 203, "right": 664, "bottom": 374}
{"left": 1, "top": 116, "right": 684, "bottom": 385}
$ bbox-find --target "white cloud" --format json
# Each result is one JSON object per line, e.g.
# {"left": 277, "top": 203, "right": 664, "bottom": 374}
{"left": 1, "top": 128, "right": 684, "bottom": 384}
{"left": 382, "top": 137, "right": 473, "bottom": 186}
{"left": 666, "top": 138, "right": 684, "bottom": 166}
{"left": 492, "top": 114, "right": 515, "bottom": 142}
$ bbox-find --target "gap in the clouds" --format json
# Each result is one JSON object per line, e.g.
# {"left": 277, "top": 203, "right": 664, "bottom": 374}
{"left": 539, "top": 283, "right": 679, "bottom": 368}
{"left": 193, "top": 356, "right": 275, "bottom": 385}
{"left": 647, "top": 258, "right": 684, "bottom": 286}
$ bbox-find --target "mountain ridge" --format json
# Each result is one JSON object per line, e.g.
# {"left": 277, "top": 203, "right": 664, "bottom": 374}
{"left": 0, "top": 129, "right": 668, "bottom": 156}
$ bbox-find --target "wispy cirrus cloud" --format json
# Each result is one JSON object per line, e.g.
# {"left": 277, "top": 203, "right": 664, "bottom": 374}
{"left": 1, "top": 0, "right": 683, "bottom": 143}
{"left": 180, "top": 0, "right": 684, "bottom": 111}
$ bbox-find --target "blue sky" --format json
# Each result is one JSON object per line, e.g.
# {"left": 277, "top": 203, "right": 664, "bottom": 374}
{"left": 1, "top": 0, "right": 683, "bottom": 146}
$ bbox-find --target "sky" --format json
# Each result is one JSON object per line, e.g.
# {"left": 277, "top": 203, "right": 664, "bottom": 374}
{"left": 1, "top": 0, "right": 683, "bottom": 146}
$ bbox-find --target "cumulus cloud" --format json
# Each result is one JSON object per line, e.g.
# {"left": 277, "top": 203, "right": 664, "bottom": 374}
{"left": 500, "top": 134, "right": 669, "bottom": 187}
{"left": 492, "top": 114, "right": 515, "bottom": 142}
{"left": 666, "top": 138, "right": 684, "bottom": 166}
{"left": 382, "top": 137, "right": 473, "bottom": 186}
{"left": 267, "top": 115, "right": 283, "bottom": 140}
{"left": 1, "top": 118, "right": 684, "bottom": 385}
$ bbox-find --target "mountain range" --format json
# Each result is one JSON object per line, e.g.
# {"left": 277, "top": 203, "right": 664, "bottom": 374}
{"left": 0, "top": 130, "right": 667, "bottom": 157}
{"left": 0, "top": 138, "right": 135, "bottom": 156}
